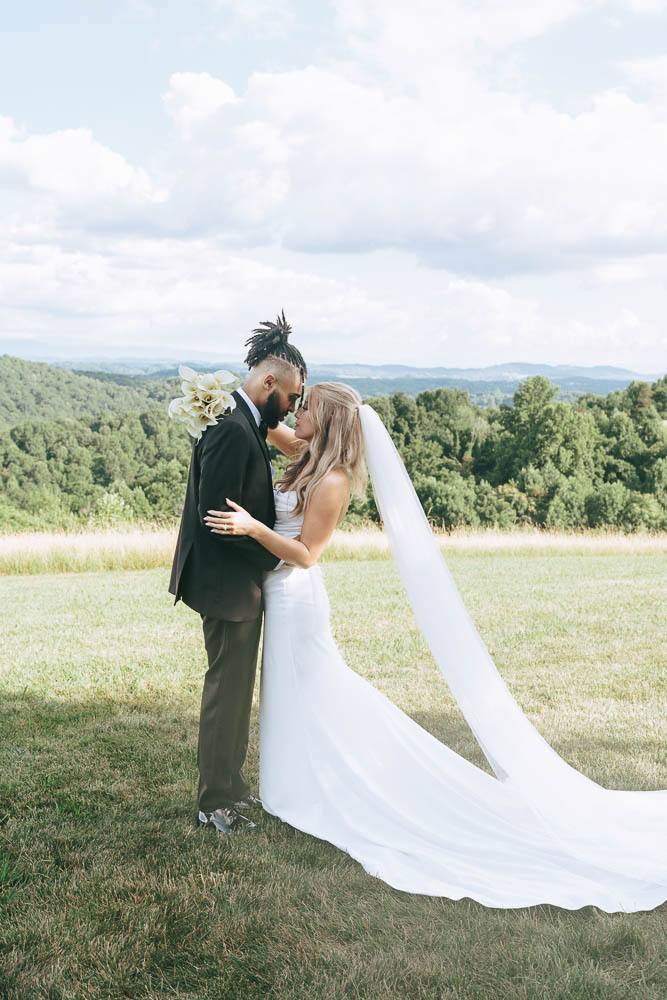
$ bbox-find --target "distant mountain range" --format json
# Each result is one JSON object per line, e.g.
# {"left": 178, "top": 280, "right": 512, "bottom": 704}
{"left": 57, "top": 357, "right": 663, "bottom": 406}
{"left": 311, "top": 362, "right": 662, "bottom": 382}
{"left": 1, "top": 354, "right": 663, "bottom": 427}
{"left": 49, "top": 357, "right": 661, "bottom": 383}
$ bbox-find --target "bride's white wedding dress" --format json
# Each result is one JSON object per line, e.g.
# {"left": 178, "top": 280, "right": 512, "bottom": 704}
{"left": 259, "top": 408, "right": 666, "bottom": 912}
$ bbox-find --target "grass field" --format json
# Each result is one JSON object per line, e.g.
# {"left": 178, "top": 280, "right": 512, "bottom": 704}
{"left": 0, "top": 549, "right": 666, "bottom": 999}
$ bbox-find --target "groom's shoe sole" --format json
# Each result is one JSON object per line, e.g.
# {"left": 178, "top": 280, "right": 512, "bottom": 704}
{"left": 197, "top": 808, "right": 256, "bottom": 834}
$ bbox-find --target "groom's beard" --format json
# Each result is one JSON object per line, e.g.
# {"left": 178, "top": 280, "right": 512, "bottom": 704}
{"left": 261, "top": 389, "right": 285, "bottom": 429}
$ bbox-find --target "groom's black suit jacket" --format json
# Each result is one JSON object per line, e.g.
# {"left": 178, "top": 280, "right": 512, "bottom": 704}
{"left": 169, "top": 391, "right": 280, "bottom": 621}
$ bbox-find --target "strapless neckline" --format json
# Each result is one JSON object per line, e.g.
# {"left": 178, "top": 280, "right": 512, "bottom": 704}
{"left": 272, "top": 488, "right": 302, "bottom": 543}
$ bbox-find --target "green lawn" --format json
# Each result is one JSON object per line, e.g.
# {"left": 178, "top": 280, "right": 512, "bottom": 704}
{"left": 1, "top": 554, "right": 665, "bottom": 999}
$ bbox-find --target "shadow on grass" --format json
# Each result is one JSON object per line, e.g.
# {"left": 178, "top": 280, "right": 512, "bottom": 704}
{"left": 1, "top": 692, "right": 666, "bottom": 1000}
{"left": 2, "top": 691, "right": 663, "bottom": 827}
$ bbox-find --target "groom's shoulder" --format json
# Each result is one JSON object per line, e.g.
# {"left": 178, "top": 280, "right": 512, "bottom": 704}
{"left": 225, "top": 404, "right": 254, "bottom": 436}
{"left": 200, "top": 407, "right": 251, "bottom": 450}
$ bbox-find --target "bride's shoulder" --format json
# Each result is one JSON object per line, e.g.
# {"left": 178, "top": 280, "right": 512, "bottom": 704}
{"left": 319, "top": 466, "right": 349, "bottom": 488}
{"left": 310, "top": 467, "right": 349, "bottom": 504}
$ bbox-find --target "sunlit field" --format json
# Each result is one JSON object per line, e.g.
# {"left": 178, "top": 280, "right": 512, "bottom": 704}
{"left": 1, "top": 525, "right": 665, "bottom": 575}
{"left": 0, "top": 545, "right": 665, "bottom": 999}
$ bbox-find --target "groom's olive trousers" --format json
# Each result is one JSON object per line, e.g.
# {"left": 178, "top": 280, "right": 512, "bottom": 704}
{"left": 197, "top": 613, "right": 263, "bottom": 812}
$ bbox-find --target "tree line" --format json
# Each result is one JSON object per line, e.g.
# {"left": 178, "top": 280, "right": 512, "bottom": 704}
{"left": 353, "top": 376, "right": 667, "bottom": 531}
{"left": 0, "top": 375, "right": 665, "bottom": 532}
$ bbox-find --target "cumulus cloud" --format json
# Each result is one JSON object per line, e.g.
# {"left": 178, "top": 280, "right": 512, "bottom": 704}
{"left": 123, "top": 0, "right": 155, "bottom": 19}
{"left": 0, "top": 226, "right": 397, "bottom": 352}
{"left": 9, "top": 2, "right": 667, "bottom": 273}
{"left": 619, "top": 0, "right": 667, "bottom": 11}
{"left": 154, "top": 62, "right": 667, "bottom": 274}
{"left": 214, "top": 0, "right": 290, "bottom": 21}
{"left": 126, "top": 4, "right": 659, "bottom": 276}
{"left": 2, "top": 218, "right": 663, "bottom": 369}
{"left": 336, "top": 0, "right": 603, "bottom": 62}
{"left": 589, "top": 253, "right": 667, "bottom": 285}
{"left": 3, "top": 0, "right": 667, "bottom": 369}
{"left": 0, "top": 115, "right": 165, "bottom": 232}
{"left": 621, "top": 54, "right": 667, "bottom": 109}
{"left": 162, "top": 72, "right": 237, "bottom": 140}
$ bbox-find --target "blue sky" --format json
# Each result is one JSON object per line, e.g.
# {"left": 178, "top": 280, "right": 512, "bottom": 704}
{"left": 2, "top": 1, "right": 345, "bottom": 159}
{"left": 1, "top": 0, "right": 666, "bottom": 371}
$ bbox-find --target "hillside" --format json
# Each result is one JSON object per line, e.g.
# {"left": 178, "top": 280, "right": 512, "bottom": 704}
{"left": 0, "top": 356, "right": 180, "bottom": 428}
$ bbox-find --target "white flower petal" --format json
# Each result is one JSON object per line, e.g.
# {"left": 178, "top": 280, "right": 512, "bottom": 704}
{"left": 197, "top": 374, "right": 218, "bottom": 391}
{"left": 204, "top": 401, "right": 221, "bottom": 418}
{"left": 184, "top": 421, "right": 201, "bottom": 439}
{"left": 168, "top": 396, "right": 186, "bottom": 418}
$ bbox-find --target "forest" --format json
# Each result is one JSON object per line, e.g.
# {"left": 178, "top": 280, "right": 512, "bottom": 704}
{"left": 1, "top": 354, "right": 665, "bottom": 532}
{"left": 0, "top": 355, "right": 178, "bottom": 428}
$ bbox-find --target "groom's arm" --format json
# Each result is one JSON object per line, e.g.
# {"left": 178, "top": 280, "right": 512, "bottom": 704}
{"left": 198, "top": 421, "right": 280, "bottom": 571}
{"left": 266, "top": 420, "right": 300, "bottom": 457}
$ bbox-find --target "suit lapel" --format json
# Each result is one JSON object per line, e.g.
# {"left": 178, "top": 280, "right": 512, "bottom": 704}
{"left": 233, "top": 391, "right": 273, "bottom": 481}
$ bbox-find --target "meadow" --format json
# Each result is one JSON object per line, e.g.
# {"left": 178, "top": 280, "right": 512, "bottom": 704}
{"left": 0, "top": 537, "right": 665, "bottom": 999}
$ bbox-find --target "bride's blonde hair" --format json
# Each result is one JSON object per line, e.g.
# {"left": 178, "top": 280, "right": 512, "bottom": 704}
{"left": 277, "top": 382, "right": 367, "bottom": 516}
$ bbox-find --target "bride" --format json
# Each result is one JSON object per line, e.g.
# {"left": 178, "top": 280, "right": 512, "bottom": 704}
{"left": 204, "top": 382, "right": 667, "bottom": 912}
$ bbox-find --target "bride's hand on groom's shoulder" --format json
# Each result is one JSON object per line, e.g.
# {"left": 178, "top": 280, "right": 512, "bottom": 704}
{"left": 204, "top": 499, "right": 257, "bottom": 537}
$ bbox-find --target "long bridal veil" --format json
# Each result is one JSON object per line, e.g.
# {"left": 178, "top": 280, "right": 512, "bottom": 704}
{"left": 358, "top": 404, "right": 666, "bottom": 895}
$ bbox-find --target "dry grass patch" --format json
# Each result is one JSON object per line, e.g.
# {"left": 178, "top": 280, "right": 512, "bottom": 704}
{"left": 1, "top": 525, "right": 665, "bottom": 576}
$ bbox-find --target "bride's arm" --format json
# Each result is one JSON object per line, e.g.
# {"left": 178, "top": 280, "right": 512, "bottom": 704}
{"left": 266, "top": 421, "right": 300, "bottom": 457}
{"left": 204, "top": 470, "right": 349, "bottom": 569}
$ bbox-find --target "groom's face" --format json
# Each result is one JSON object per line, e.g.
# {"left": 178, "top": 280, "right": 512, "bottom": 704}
{"left": 261, "top": 371, "right": 303, "bottom": 428}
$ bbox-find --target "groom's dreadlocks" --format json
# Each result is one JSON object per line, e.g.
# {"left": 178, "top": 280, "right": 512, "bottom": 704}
{"left": 244, "top": 311, "right": 307, "bottom": 386}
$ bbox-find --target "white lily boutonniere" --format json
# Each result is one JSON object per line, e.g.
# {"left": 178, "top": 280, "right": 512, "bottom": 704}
{"left": 168, "top": 365, "right": 237, "bottom": 440}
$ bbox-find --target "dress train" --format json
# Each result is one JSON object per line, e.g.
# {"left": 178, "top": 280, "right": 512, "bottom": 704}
{"left": 259, "top": 488, "right": 666, "bottom": 911}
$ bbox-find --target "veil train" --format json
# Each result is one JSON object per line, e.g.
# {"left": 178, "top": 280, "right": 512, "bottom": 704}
{"left": 359, "top": 404, "right": 666, "bottom": 887}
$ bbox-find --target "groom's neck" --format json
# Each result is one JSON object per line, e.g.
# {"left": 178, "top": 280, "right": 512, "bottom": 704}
{"left": 240, "top": 381, "right": 263, "bottom": 409}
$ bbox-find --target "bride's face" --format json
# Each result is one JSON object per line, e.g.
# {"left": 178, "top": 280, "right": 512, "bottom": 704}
{"left": 294, "top": 396, "right": 315, "bottom": 440}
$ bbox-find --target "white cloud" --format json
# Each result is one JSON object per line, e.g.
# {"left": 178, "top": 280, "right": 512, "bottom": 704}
{"left": 162, "top": 72, "right": 237, "bottom": 140}
{"left": 619, "top": 0, "right": 667, "bottom": 11}
{"left": 0, "top": 115, "right": 165, "bottom": 224}
{"left": 8, "top": 4, "right": 667, "bottom": 274}
{"left": 147, "top": 5, "right": 667, "bottom": 271}
{"left": 3, "top": 0, "right": 667, "bottom": 370}
{"left": 154, "top": 65, "right": 667, "bottom": 274}
{"left": 589, "top": 253, "right": 667, "bottom": 285}
{"left": 214, "top": 0, "right": 289, "bottom": 21}
{"left": 123, "top": 0, "right": 155, "bottom": 19}
{"left": 0, "top": 228, "right": 400, "bottom": 355}
{"left": 334, "top": 0, "right": 604, "bottom": 89}
{"left": 2, "top": 221, "right": 663, "bottom": 370}
{"left": 621, "top": 54, "right": 667, "bottom": 110}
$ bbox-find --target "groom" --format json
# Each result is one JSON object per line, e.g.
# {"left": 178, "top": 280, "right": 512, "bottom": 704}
{"left": 169, "top": 315, "right": 306, "bottom": 834}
